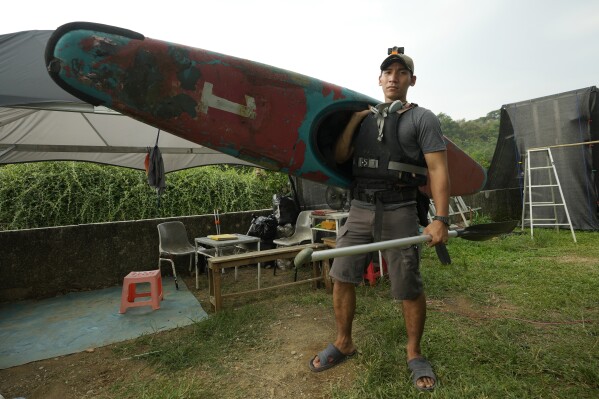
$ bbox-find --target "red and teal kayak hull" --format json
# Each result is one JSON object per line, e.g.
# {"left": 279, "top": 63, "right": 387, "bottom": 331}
{"left": 45, "top": 22, "right": 485, "bottom": 195}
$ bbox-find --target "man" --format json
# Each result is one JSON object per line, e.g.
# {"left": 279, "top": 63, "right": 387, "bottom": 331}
{"left": 308, "top": 47, "right": 450, "bottom": 392}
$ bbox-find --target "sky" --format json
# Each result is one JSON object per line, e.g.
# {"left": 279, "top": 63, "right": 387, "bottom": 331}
{"left": 4, "top": 0, "right": 598, "bottom": 121}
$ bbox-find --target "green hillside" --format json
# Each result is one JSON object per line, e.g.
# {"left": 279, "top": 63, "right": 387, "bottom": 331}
{"left": 438, "top": 110, "right": 500, "bottom": 169}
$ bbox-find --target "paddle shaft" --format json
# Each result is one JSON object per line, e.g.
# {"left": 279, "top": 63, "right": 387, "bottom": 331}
{"left": 304, "top": 230, "right": 459, "bottom": 263}
{"left": 294, "top": 221, "right": 518, "bottom": 267}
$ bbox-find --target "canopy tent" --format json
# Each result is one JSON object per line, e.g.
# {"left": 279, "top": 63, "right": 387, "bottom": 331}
{"left": 485, "top": 86, "right": 599, "bottom": 230}
{"left": 0, "top": 30, "right": 256, "bottom": 172}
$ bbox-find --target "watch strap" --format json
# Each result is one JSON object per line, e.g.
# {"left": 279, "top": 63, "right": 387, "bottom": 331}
{"left": 432, "top": 215, "right": 450, "bottom": 226}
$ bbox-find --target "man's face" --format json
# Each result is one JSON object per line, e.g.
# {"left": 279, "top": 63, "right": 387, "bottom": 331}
{"left": 379, "top": 62, "right": 416, "bottom": 102}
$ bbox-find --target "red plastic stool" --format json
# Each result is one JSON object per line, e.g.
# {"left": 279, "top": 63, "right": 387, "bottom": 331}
{"left": 363, "top": 256, "right": 388, "bottom": 287}
{"left": 119, "top": 270, "right": 164, "bottom": 314}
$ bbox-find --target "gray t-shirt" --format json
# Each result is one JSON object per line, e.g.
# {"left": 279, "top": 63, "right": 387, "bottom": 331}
{"left": 351, "top": 104, "right": 446, "bottom": 210}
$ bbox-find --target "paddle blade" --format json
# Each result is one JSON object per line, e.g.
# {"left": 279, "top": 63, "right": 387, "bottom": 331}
{"left": 458, "top": 220, "right": 519, "bottom": 241}
{"left": 435, "top": 244, "right": 452, "bottom": 265}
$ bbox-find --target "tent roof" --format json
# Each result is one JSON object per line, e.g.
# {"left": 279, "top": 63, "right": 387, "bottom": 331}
{"left": 0, "top": 30, "right": 256, "bottom": 172}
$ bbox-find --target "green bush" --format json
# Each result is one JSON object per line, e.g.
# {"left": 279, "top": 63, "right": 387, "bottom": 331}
{"left": 0, "top": 162, "right": 288, "bottom": 231}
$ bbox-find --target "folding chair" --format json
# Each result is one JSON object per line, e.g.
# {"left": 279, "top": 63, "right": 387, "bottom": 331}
{"left": 157, "top": 221, "right": 203, "bottom": 290}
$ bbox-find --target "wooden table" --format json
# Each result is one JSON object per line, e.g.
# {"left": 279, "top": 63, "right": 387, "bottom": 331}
{"left": 207, "top": 243, "right": 327, "bottom": 312}
{"left": 194, "top": 234, "right": 260, "bottom": 289}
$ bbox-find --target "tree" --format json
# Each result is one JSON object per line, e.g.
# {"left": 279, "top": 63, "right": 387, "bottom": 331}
{"left": 438, "top": 110, "right": 500, "bottom": 169}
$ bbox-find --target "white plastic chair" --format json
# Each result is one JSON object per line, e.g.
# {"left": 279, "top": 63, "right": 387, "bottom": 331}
{"left": 273, "top": 211, "right": 313, "bottom": 247}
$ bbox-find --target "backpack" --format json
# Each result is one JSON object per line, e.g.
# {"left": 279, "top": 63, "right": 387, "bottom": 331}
{"left": 273, "top": 194, "right": 300, "bottom": 226}
{"left": 247, "top": 214, "right": 278, "bottom": 241}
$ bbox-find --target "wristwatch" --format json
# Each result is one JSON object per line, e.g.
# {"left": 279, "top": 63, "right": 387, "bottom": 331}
{"left": 432, "top": 215, "right": 450, "bottom": 227}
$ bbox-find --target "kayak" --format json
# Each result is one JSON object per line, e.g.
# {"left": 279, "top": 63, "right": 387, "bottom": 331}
{"left": 45, "top": 22, "right": 486, "bottom": 195}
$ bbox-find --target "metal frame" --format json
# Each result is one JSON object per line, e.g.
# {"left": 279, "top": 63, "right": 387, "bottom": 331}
{"left": 521, "top": 147, "right": 576, "bottom": 242}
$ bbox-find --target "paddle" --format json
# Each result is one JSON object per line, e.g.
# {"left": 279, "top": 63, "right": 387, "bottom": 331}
{"left": 294, "top": 221, "right": 519, "bottom": 268}
{"left": 435, "top": 243, "right": 452, "bottom": 265}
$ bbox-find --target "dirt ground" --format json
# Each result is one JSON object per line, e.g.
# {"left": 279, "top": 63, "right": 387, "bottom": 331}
{"left": 0, "top": 266, "right": 361, "bottom": 399}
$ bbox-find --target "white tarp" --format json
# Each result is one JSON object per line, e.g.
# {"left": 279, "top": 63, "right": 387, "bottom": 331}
{"left": 0, "top": 30, "right": 256, "bottom": 172}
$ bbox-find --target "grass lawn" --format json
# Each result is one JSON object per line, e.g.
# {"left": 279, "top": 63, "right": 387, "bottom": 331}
{"left": 342, "top": 228, "right": 599, "bottom": 398}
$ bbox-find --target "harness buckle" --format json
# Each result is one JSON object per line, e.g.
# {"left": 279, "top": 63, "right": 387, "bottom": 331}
{"left": 358, "top": 157, "right": 378, "bottom": 168}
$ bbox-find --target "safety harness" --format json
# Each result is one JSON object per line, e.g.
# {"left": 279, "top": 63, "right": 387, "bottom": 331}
{"left": 352, "top": 102, "right": 428, "bottom": 241}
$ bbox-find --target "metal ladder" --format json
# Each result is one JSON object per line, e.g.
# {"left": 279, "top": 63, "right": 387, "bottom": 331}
{"left": 521, "top": 147, "right": 576, "bottom": 242}
{"left": 428, "top": 196, "right": 480, "bottom": 227}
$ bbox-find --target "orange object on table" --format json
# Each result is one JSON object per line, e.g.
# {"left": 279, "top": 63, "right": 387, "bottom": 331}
{"left": 320, "top": 220, "right": 336, "bottom": 230}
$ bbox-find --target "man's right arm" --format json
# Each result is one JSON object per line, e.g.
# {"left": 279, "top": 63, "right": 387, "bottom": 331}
{"left": 334, "top": 109, "right": 370, "bottom": 164}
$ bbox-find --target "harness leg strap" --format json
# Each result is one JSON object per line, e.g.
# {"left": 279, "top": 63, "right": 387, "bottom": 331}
{"left": 374, "top": 196, "right": 384, "bottom": 243}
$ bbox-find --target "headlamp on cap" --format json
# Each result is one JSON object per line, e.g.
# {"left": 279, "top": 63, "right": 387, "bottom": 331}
{"left": 388, "top": 46, "right": 405, "bottom": 56}
{"left": 380, "top": 46, "right": 414, "bottom": 74}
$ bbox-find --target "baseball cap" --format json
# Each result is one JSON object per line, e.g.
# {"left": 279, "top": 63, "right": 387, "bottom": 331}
{"left": 380, "top": 46, "right": 414, "bottom": 74}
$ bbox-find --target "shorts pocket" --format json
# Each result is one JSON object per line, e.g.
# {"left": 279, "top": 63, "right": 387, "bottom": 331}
{"left": 400, "top": 245, "right": 420, "bottom": 270}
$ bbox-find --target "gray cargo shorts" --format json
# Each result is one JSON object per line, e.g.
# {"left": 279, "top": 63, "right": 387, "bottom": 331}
{"left": 329, "top": 204, "right": 423, "bottom": 300}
